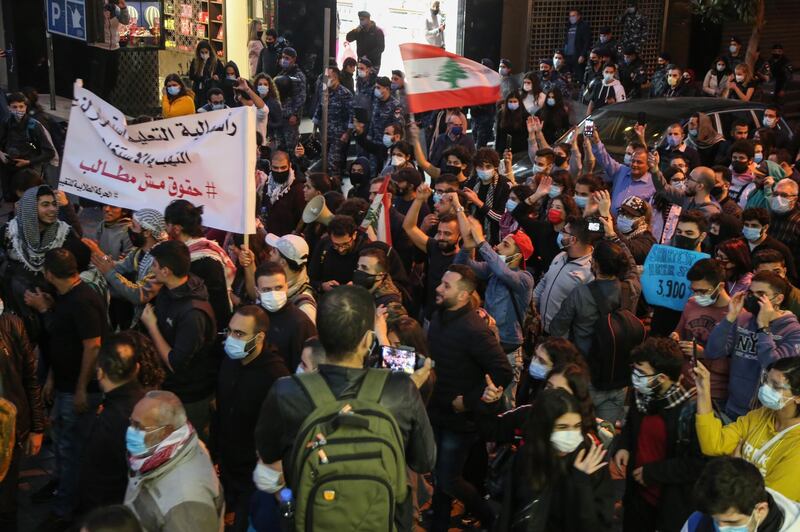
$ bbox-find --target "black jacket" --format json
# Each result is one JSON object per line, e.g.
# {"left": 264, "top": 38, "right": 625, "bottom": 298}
{"left": 0, "top": 314, "right": 43, "bottom": 440}
{"left": 190, "top": 255, "right": 231, "bottom": 332}
{"left": 427, "top": 304, "right": 513, "bottom": 432}
{"left": 345, "top": 22, "right": 386, "bottom": 67}
{"left": 266, "top": 301, "right": 317, "bottom": 371}
{"left": 256, "top": 43, "right": 281, "bottom": 78}
{"left": 215, "top": 344, "right": 289, "bottom": 489}
{"left": 0, "top": 114, "right": 56, "bottom": 168}
{"left": 254, "top": 365, "right": 436, "bottom": 532}
{"left": 153, "top": 275, "right": 217, "bottom": 403}
{"left": 615, "top": 397, "right": 706, "bottom": 532}
{"left": 78, "top": 380, "right": 145, "bottom": 512}
{"left": 563, "top": 19, "right": 592, "bottom": 59}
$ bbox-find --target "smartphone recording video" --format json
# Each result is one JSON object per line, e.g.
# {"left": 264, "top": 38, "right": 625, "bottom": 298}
{"left": 381, "top": 346, "right": 417, "bottom": 374}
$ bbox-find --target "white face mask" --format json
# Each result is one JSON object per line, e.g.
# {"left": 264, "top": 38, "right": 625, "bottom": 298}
{"left": 553, "top": 58, "right": 562, "bottom": 69}
{"left": 550, "top": 429, "right": 583, "bottom": 453}
{"left": 603, "top": 73, "right": 614, "bottom": 83}
{"left": 253, "top": 461, "right": 284, "bottom": 493}
{"left": 523, "top": 82, "right": 533, "bottom": 92}
{"left": 735, "top": 74, "right": 745, "bottom": 83}
{"left": 259, "top": 290, "right": 288, "bottom": 312}
{"left": 546, "top": 97, "right": 556, "bottom": 107}
{"left": 392, "top": 155, "right": 406, "bottom": 167}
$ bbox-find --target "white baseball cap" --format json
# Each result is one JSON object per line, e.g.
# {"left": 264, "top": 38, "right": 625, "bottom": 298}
{"left": 264, "top": 233, "right": 309, "bottom": 265}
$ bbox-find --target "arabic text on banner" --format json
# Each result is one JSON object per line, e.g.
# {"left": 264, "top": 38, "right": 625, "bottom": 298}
{"left": 60, "top": 81, "right": 257, "bottom": 234}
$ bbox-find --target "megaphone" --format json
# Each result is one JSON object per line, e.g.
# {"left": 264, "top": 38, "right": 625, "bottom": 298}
{"left": 303, "top": 195, "right": 333, "bottom": 225}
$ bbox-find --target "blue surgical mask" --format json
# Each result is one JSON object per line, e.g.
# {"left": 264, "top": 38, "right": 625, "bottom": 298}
{"left": 548, "top": 185, "right": 562, "bottom": 198}
{"left": 632, "top": 370, "right": 658, "bottom": 396}
{"left": 450, "top": 125, "right": 463, "bottom": 137}
{"left": 477, "top": 168, "right": 494, "bottom": 182}
{"left": 166, "top": 86, "right": 180, "bottom": 96}
{"left": 224, "top": 334, "right": 258, "bottom": 360}
{"left": 556, "top": 232, "right": 566, "bottom": 249}
{"left": 211, "top": 103, "right": 225, "bottom": 110}
{"left": 227, "top": 75, "right": 237, "bottom": 81}
{"left": 432, "top": 192, "right": 443, "bottom": 205}
{"left": 374, "top": 87, "right": 383, "bottom": 98}
{"left": 624, "top": 153, "right": 633, "bottom": 165}
{"left": 715, "top": 512, "right": 756, "bottom": 532}
{"left": 382, "top": 134, "right": 394, "bottom": 148}
{"left": 694, "top": 284, "right": 721, "bottom": 307}
{"left": 569, "top": 15, "right": 578, "bottom": 24}
{"left": 257, "top": 85, "right": 269, "bottom": 96}
{"left": 546, "top": 97, "right": 556, "bottom": 107}
{"left": 528, "top": 360, "right": 550, "bottom": 380}
{"left": 126, "top": 426, "right": 160, "bottom": 457}
{"left": 616, "top": 215, "right": 636, "bottom": 234}
{"left": 507, "top": 102, "right": 519, "bottom": 111}
{"left": 573, "top": 195, "right": 588, "bottom": 209}
{"left": 742, "top": 226, "right": 762, "bottom": 241}
{"left": 390, "top": 82, "right": 399, "bottom": 91}
{"left": 532, "top": 164, "right": 545, "bottom": 174}
{"left": 280, "top": 59, "right": 291, "bottom": 69}
{"left": 754, "top": 153, "right": 764, "bottom": 163}
{"left": 758, "top": 383, "right": 791, "bottom": 410}
{"left": 505, "top": 199, "right": 518, "bottom": 212}
{"left": 667, "top": 135, "right": 681, "bottom": 148}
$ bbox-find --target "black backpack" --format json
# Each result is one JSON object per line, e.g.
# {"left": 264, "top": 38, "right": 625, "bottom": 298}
{"left": 587, "top": 281, "right": 646, "bottom": 391}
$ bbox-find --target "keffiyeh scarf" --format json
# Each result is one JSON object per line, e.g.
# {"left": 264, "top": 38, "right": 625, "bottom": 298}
{"left": 128, "top": 423, "right": 196, "bottom": 475}
{"left": 635, "top": 383, "right": 696, "bottom": 415}
{"left": 7, "top": 186, "right": 70, "bottom": 272}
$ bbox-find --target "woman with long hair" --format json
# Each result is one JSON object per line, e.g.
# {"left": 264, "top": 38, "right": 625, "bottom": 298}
{"left": 493, "top": 389, "right": 615, "bottom": 531}
{"left": 495, "top": 90, "right": 530, "bottom": 154}
{"left": 536, "top": 89, "right": 570, "bottom": 144}
{"left": 161, "top": 73, "right": 195, "bottom": 118}
{"left": 521, "top": 72, "right": 545, "bottom": 116}
{"left": 188, "top": 41, "right": 224, "bottom": 107}
{"left": 546, "top": 363, "right": 616, "bottom": 446}
{"left": 247, "top": 19, "right": 265, "bottom": 78}
{"left": 715, "top": 237, "right": 753, "bottom": 295}
{"left": 254, "top": 73, "right": 283, "bottom": 144}
{"left": 728, "top": 63, "right": 756, "bottom": 102}
{"left": 702, "top": 56, "right": 731, "bottom": 98}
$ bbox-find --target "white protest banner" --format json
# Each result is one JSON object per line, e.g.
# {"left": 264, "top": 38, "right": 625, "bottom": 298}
{"left": 59, "top": 80, "right": 257, "bottom": 234}
{"left": 641, "top": 244, "right": 710, "bottom": 311}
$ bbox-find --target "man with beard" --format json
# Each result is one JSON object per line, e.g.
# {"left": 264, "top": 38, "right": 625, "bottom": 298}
{"left": 259, "top": 150, "right": 305, "bottom": 236}
{"left": 403, "top": 184, "right": 461, "bottom": 321}
{"left": 650, "top": 157, "right": 721, "bottom": 221}
{"left": 427, "top": 264, "right": 511, "bottom": 532}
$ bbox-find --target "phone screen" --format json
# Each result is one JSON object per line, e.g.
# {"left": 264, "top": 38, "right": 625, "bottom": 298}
{"left": 381, "top": 346, "right": 416, "bottom": 374}
{"left": 506, "top": 134, "right": 513, "bottom": 149}
{"left": 583, "top": 119, "right": 594, "bottom": 136}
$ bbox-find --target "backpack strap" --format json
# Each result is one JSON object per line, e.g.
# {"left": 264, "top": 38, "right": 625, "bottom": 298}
{"left": 587, "top": 281, "right": 611, "bottom": 315}
{"left": 356, "top": 370, "right": 388, "bottom": 403}
{"left": 295, "top": 372, "right": 337, "bottom": 410}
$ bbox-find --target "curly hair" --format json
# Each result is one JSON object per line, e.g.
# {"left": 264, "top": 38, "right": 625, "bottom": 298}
{"left": 117, "top": 329, "right": 166, "bottom": 390}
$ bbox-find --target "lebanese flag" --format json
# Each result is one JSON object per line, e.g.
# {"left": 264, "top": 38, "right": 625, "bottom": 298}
{"left": 399, "top": 43, "right": 501, "bottom": 114}
{"left": 361, "top": 173, "right": 392, "bottom": 246}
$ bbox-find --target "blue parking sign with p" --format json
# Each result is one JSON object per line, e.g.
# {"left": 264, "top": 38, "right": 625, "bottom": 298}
{"left": 48, "top": 0, "right": 87, "bottom": 41}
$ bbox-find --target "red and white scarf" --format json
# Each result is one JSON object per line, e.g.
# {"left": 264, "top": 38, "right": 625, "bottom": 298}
{"left": 186, "top": 237, "right": 237, "bottom": 289}
{"left": 128, "top": 423, "right": 195, "bottom": 476}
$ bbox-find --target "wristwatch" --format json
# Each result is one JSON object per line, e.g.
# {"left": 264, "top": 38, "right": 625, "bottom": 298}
{"left": 455, "top": 207, "right": 465, "bottom": 213}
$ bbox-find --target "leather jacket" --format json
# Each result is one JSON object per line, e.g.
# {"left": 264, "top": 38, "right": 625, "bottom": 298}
{"left": 0, "top": 313, "right": 44, "bottom": 440}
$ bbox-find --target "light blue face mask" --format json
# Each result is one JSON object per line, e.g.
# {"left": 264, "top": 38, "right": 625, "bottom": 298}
{"left": 432, "top": 192, "right": 443, "bottom": 205}
{"left": 477, "top": 168, "right": 494, "bottom": 182}
{"left": 126, "top": 425, "right": 162, "bottom": 457}
{"left": 166, "top": 86, "right": 180, "bottom": 96}
{"left": 382, "top": 134, "right": 394, "bottom": 148}
{"left": 714, "top": 511, "right": 757, "bottom": 532}
{"left": 374, "top": 87, "right": 383, "bottom": 98}
{"left": 224, "top": 334, "right": 258, "bottom": 360}
{"left": 573, "top": 195, "right": 588, "bottom": 209}
{"left": 742, "top": 226, "right": 762, "bottom": 242}
{"left": 758, "top": 383, "right": 791, "bottom": 410}
{"left": 548, "top": 185, "right": 562, "bottom": 198}
{"left": 505, "top": 199, "right": 518, "bottom": 212}
{"left": 754, "top": 153, "right": 764, "bottom": 163}
{"left": 616, "top": 215, "right": 636, "bottom": 234}
{"left": 528, "top": 360, "right": 550, "bottom": 380}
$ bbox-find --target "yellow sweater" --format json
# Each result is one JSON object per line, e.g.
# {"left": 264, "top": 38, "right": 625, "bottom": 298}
{"left": 696, "top": 410, "right": 800, "bottom": 501}
{"left": 161, "top": 93, "right": 196, "bottom": 119}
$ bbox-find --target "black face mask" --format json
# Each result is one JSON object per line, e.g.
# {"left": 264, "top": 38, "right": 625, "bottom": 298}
{"left": 128, "top": 228, "right": 146, "bottom": 248}
{"left": 352, "top": 269, "right": 379, "bottom": 290}
{"left": 673, "top": 234, "right": 700, "bottom": 250}
{"left": 272, "top": 169, "right": 290, "bottom": 183}
{"left": 437, "top": 240, "right": 457, "bottom": 253}
{"left": 444, "top": 165, "right": 462, "bottom": 176}
{"left": 732, "top": 161, "right": 749, "bottom": 174}
{"left": 711, "top": 185, "right": 724, "bottom": 199}
{"left": 540, "top": 71, "right": 550, "bottom": 79}
{"left": 350, "top": 171, "right": 365, "bottom": 184}
{"left": 743, "top": 293, "right": 762, "bottom": 315}
{"left": 554, "top": 155, "right": 567, "bottom": 167}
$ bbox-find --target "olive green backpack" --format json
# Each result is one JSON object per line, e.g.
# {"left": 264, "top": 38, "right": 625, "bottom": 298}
{"left": 288, "top": 370, "right": 408, "bottom": 532}
{"left": 0, "top": 373, "right": 17, "bottom": 482}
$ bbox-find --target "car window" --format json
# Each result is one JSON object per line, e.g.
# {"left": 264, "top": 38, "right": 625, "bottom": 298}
{"left": 717, "top": 110, "right": 757, "bottom": 139}
{"left": 752, "top": 109, "right": 794, "bottom": 139}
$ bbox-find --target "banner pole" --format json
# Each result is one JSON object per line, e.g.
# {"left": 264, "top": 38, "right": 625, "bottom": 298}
{"left": 321, "top": 7, "right": 331, "bottom": 175}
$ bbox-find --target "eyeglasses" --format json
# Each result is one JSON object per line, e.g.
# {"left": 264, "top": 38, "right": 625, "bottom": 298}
{"left": 331, "top": 238, "right": 354, "bottom": 251}
{"left": 760, "top": 372, "right": 791, "bottom": 391}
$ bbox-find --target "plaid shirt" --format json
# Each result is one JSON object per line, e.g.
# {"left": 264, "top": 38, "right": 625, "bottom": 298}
{"left": 768, "top": 207, "right": 800, "bottom": 254}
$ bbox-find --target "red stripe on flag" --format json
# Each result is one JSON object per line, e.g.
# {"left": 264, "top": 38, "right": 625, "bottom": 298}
{"left": 406, "top": 86, "right": 501, "bottom": 114}
{"left": 400, "top": 43, "right": 460, "bottom": 61}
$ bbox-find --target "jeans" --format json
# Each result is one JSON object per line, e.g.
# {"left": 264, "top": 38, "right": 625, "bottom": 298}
{"left": 589, "top": 386, "right": 626, "bottom": 426}
{"left": 503, "top": 347, "right": 523, "bottom": 408}
{"left": 52, "top": 391, "right": 103, "bottom": 517}
{"left": 431, "top": 428, "right": 494, "bottom": 531}
{"left": 0, "top": 441, "right": 22, "bottom": 531}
